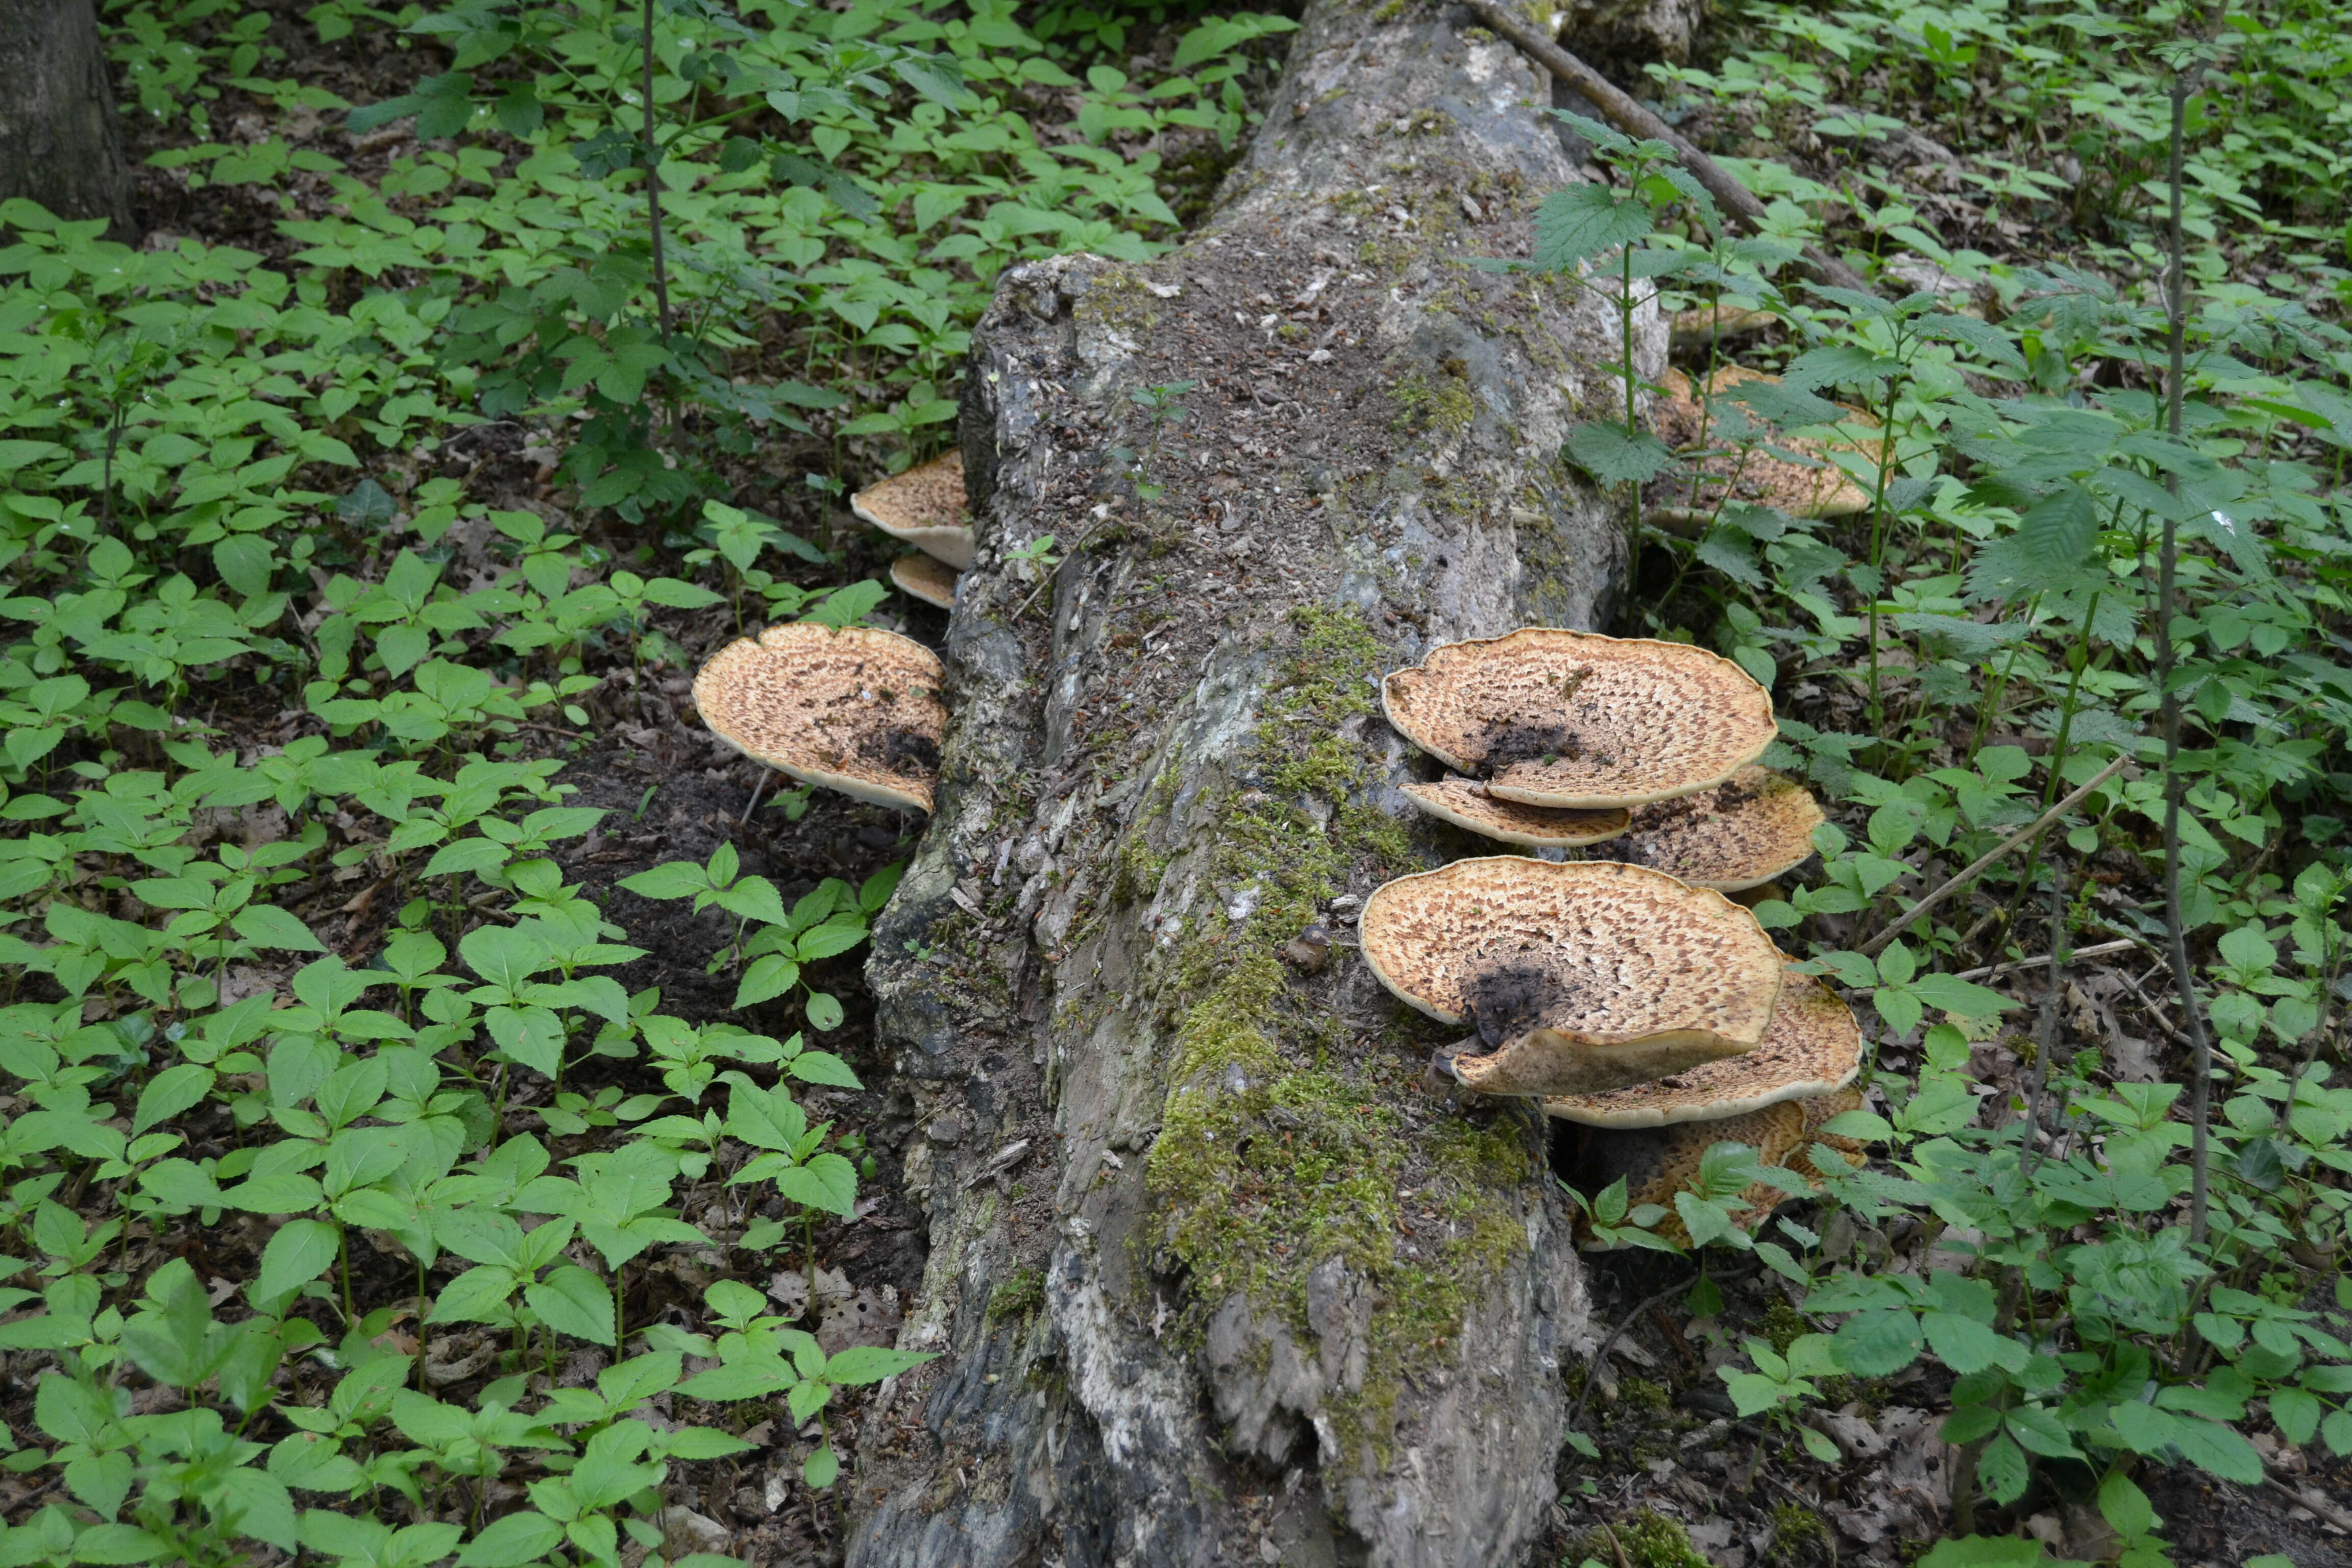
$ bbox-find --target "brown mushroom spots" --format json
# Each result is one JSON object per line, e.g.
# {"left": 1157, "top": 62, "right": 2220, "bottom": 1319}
{"left": 890, "top": 552, "right": 959, "bottom": 610}
{"left": 1381, "top": 628, "right": 1776, "bottom": 809}
{"left": 1541, "top": 965, "right": 1864, "bottom": 1129}
{"left": 1614, "top": 765, "right": 1826, "bottom": 892}
{"left": 1359, "top": 858, "right": 1783, "bottom": 1095}
{"left": 850, "top": 451, "right": 975, "bottom": 570}
{"left": 1644, "top": 366, "right": 1872, "bottom": 528}
{"left": 1400, "top": 775, "right": 1630, "bottom": 848}
{"left": 1565, "top": 1087, "right": 1869, "bottom": 1250}
{"left": 693, "top": 623, "right": 946, "bottom": 813}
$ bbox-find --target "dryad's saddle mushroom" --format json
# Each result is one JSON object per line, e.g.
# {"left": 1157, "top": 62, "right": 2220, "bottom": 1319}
{"left": 1382, "top": 628, "right": 1777, "bottom": 810}
{"left": 889, "top": 552, "right": 958, "bottom": 611}
{"left": 1564, "top": 1087, "right": 1869, "bottom": 1250}
{"left": 1541, "top": 965, "right": 1864, "bottom": 1129}
{"left": 1614, "top": 764, "right": 1826, "bottom": 892}
{"left": 850, "top": 451, "right": 975, "bottom": 571}
{"left": 1358, "top": 857, "right": 1783, "bottom": 1095}
{"left": 693, "top": 623, "right": 947, "bottom": 813}
{"left": 1644, "top": 365, "right": 1874, "bottom": 529}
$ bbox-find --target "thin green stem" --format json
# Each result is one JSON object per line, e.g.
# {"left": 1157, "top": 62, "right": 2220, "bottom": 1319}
{"left": 2161, "top": 67, "right": 2215, "bottom": 1247}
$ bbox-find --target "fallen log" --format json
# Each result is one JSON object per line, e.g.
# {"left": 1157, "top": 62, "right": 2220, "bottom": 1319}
{"left": 847, "top": 3, "right": 1652, "bottom": 1561}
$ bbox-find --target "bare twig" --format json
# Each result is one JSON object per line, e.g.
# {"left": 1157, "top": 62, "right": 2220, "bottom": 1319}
{"left": 1459, "top": 0, "right": 1875, "bottom": 296}
{"left": 2265, "top": 1475, "right": 2352, "bottom": 1535}
{"left": 1952, "top": 938, "right": 2137, "bottom": 982}
{"left": 739, "top": 766, "right": 773, "bottom": 826}
{"left": 1564, "top": 1276, "right": 1696, "bottom": 1437}
{"left": 1858, "top": 754, "right": 2130, "bottom": 957}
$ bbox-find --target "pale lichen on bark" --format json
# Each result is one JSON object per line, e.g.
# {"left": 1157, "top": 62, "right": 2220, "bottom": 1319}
{"left": 847, "top": 3, "right": 1663, "bottom": 1563}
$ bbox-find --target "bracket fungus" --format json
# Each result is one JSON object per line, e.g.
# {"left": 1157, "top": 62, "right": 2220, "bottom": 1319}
{"left": 850, "top": 451, "right": 974, "bottom": 570}
{"left": 1400, "top": 775, "right": 1630, "bottom": 848}
{"left": 693, "top": 623, "right": 947, "bottom": 813}
{"left": 1564, "top": 1087, "right": 1869, "bottom": 1250}
{"left": 1541, "top": 965, "right": 1863, "bottom": 1129}
{"left": 1359, "top": 857, "right": 1783, "bottom": 1095}
{"left": 1381, "top": 628, "right": 1776, "bottom": 809}
{"left": 889, "top": 552, "right": 959, "bottom": 610}
{"left": 1614, "top": 765, "right": 1827, "bottom": 892}
{"left": 1644, "top": 365, "right": 1873, "bottom": 530}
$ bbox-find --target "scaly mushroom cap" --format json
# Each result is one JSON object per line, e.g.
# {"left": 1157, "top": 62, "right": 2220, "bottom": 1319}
{"left": 1668, "top": 304, "right": 1776, "bottom": 350}
{"left": 850, "top": 452, "right": 974, "bottom": 570}
{"left": 1401, "top": 775, "right": 1630, "bottom": 848}
{"left": 889, "top": 553, "right": 959, "bottom": 611}
{"left": 1360, "top": 857, "right": 1783, "bottom": 1095}
{"left": 1381, "top": 628, "right": 1776, "bottom": 809}
{"left": 1615, "top": 765, "right": 1826, "bottom": 892}
{"left": 693, "top": 623, "right": 947, "bottom": 813}
{"left": 1542, "top": 965, "right": 1863, "bottom": 1128}
{"left": 1569, "top": 1087, "right": 1868, "bottom": 1250}
{"left": 1645, "top": 366, "right": 1872, "bottom": 524}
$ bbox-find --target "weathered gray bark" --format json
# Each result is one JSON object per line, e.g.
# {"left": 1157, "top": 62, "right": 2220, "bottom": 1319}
{"left": 849, "top": 3, "right": 1662, "bottom": 1563}
{"left": 0, "top": 0, "right": 135, "bottom": 238}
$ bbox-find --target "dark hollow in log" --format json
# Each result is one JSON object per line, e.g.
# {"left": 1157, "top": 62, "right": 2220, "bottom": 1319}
{"left": 849, "top": 3, "right": 1664, "bottom": 1562}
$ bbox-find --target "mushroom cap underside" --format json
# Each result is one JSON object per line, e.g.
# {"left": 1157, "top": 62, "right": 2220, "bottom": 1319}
{"left": 890, "top": 552, "right": 959, "bottom": 610}
{"left": 1380, "top": 628, "right": 1776, "bottom": 809}
{"left": 1400, "top": 775, "right": 1630, "bottom": 848}
{"left": 1360, "top": 857, "right": 1784, "bottom": 1082}
{"left": 693, "top": 623, "right": 947, "bottom": 813}
{"left": 1541, "top": 965, "right": 1863, "bottom": 1128}
{"left": 850, "top": 451, "right": 976, "bottom": 570}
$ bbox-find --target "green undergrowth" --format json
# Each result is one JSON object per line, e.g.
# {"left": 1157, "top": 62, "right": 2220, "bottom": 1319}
{"left": 1142, "top": 606, "right": 1524, "bottom": 1463}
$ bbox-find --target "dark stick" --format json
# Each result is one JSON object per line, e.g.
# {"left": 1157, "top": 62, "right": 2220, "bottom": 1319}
{"left": 1563, "top": 1272, "right": 1715, "bottom": 1437}
{"left": 642, "top": 0, "right": 671, "bottom": 338}
{"left": 2160, "top": 71, "right": 2214, "bottom": 1245}
{"left": 1459, "top": 0, "right": 1876, "bottom": 297}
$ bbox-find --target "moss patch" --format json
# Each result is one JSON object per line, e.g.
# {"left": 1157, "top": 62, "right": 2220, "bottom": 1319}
{"left": 1140, "top": 605, "right": 1533, "bottom": 1465}
{"left": 1590, "top": 1511, "right": 1712, "bottom": 1568}
{"left": 987, "top": 1268, "right": 1045, "bottom": 1325}
{"left": 1389, "top": 370, "right": 1477, "bottom": 437}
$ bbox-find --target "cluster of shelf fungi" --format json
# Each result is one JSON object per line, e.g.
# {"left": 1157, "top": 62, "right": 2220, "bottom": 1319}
{"left": 689, "top": 453, "right": 1870, "bottom": 1247}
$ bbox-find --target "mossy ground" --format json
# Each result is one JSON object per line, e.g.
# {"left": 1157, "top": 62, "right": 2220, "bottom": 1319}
{"left": 1139, "top": 605, "right": 1533, "bottom": 1464}
{"left": 1579, "top": 1510, "right": 1713, "bottom": 1568}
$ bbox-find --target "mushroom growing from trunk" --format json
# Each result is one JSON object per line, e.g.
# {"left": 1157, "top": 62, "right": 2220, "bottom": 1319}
{"left": 1613, "top": 764, "right": 1827, "bottom": 891}
{"left": 1540, "top": 964, "right": 1863, "bottom": 1128}
{"left": 1359, "top": 857, "right": 1783, "bottom": 1095}
{"left": 889, "top": 552, "right": 959, "bottom": 610}
{"left": 850, "top": 450, "right": 975, "bottom": 570}
{"left": 1381, "top": 627, "right": 1777, "bottom": 809}
{"left": 693, "top": 622, "right": 947, "bottom": 813}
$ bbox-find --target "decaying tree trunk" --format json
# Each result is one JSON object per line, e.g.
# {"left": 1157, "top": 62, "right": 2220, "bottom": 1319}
{"left": 0, "top": 0, "right": 136, "bottom": 238}
{"left": 850, "top": 3, "right": 1662, "bottom": 1562}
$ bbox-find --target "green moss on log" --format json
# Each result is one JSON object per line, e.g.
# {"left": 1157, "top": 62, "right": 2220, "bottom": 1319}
{"left": 1140, "top": 604, "right": 1535, "bottom": 1465}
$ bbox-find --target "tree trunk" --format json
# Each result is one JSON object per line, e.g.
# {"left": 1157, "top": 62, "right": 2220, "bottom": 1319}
{"left": 850, "top": 3, "right": 1661, "bottom": 1562}
{"left": 0, "top": 0, "right": 135, "bottom": 238}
